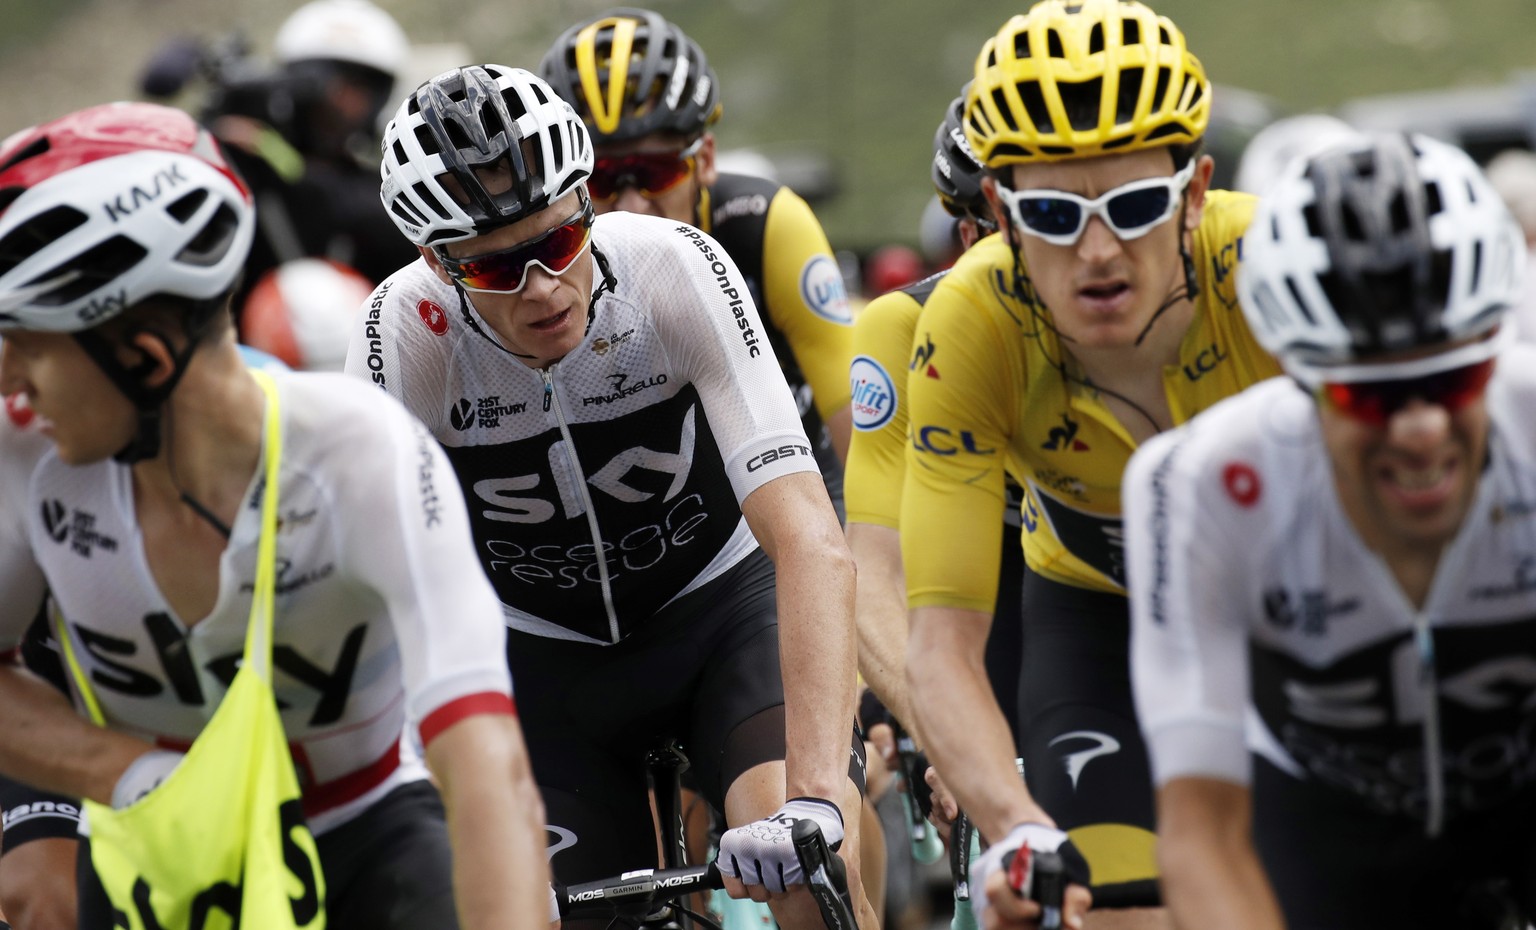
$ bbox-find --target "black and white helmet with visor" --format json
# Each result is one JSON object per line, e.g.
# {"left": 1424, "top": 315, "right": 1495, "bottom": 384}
{"left": 1238, "top": 132, "right": 1525, "bottom": 391}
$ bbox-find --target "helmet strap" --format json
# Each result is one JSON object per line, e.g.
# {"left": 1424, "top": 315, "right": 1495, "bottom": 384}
{"left": 452, "top": 284, "right": 536, "bottom": 360}
{"left": 587, "top": 243, "right": 617, "bottom": 332}
{"left": 1133, "top": 199, "right": 1201, "bottom": 348}
{"left": 70, "top": 301, "right": 219, "bottom": 464}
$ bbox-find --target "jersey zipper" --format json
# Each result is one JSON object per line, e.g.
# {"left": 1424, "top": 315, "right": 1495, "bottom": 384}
{"left": 1413, "top": 610, "right": 1445, "bottom": 837}
{"left": 540, "top": 365, "right": 622, "bottom": 643}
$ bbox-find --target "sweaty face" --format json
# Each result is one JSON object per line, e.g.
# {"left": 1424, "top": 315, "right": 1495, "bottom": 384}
{"left": 1318, "top": 359, "right": 1492, "bottom": 556}
{"left": 994, "top": 148, "right": 1204, "bottom": 350}
{"left": 0, "top": 330, "right": 137, "bottom": 464}
{"left": 438, "top": 191, "right": 595, "bottom": 369}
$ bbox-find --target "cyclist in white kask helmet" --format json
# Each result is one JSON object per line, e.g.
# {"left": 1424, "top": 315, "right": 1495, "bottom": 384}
{"left": 352, "top": 64, "right": 876, "bottom": 929}
{"left": 0, "top": 100, "right": 549, "bottom": 930}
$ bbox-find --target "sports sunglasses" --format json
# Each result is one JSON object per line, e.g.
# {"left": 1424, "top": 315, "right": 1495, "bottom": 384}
{"left": 997, "top": 159, "right": 1196, "bottom": 246}
{"left": 1319, "top": 356, "right": 1495, "bottom": 426}
{"left": 588, "top": 138, "right": 704, "bottom": 202}
{"left": 437, "top": 196, "right": 594, "bottom": 294}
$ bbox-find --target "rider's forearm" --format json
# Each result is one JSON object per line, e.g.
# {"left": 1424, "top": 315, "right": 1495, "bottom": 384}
{"left": 1156, "top": 778, "right": 1285, "bottom": 930}
{"left": 0, "top": 664, "right": 152, "bottom": 805}
{"left": 428, "top": 714, "right": 551, "bottom": 930}
{"left": 776, "top": 531, "right": 859, "bottom": 800}
{"left": 846, "top": 521, "right": 921, "bottom": 745}
{"left": 907, "top": 606, "right": 1049, "bottom": 843}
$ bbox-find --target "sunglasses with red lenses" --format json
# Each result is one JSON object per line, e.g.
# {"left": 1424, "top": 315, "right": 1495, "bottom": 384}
{"left": 437, "top": 198, "right": 593, "bottom": 294}
{"left": 1319, "top": 357, "right": 1495, "bottom": 426}
{"left": 587, "top": 139, "right": 703, "bottom": 202}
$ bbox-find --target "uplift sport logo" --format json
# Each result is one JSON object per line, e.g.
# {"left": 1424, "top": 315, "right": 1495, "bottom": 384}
{"left": 800, "top": 255, "right": 852, "bottom": 325}
{"left": 849, "top": 355, "right": 896, "bottom": 431}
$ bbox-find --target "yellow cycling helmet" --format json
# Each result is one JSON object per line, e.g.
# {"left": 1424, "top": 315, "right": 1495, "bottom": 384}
{"left": 965, "top": 0, "right": 1210, "bottom": 167}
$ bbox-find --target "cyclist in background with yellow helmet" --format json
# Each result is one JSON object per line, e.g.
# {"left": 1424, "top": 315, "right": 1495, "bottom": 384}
{"left": 539, "top": 8, "right": 855, "bottom": 509}
{"left": 900, "top": 1, "right": 1281, "bottom": 927}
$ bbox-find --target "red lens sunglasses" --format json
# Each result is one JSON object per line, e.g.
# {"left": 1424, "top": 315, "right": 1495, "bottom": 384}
{"left": 437, "top": 196, "right": 594, "bottom": 294}
{"left": 1319, "top": 357, "right": 1496, "bottom": 426}
{"left": 587, "top": 139, "right": 704, "bottom": 202}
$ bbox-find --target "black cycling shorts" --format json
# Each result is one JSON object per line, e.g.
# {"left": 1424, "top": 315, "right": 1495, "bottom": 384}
{"left": 987, "top": 527, "right": 1026, "bottom": 746}
{"left": 508, "top": 547, "right": 864, "bottom": 887}
{"left": 1254, "top": 757, "right": 1536, "bottom": 929}
{"left": 1015, "top": 572, "right": 1159, "bottom": 907}
{"left": 77, "top": 780, "right": 457, "bottom": 930}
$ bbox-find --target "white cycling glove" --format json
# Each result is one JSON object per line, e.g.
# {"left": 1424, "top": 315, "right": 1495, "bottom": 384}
{"left": 716, "top": 797, "right": 844, "bottom": 893}
{"left": 111, "top": 749, "right": 184, "bottom": 809}
{"left": 969, "top": 821, "right": 1072, "bottom": 926}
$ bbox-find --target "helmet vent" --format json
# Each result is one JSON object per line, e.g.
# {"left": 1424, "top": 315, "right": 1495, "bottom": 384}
{"left": 1284, "top": 276, "right": 1316, "bottom": 325}
{"left": 0, "top": 137, "right": 49, "bottom": 176}
{"left": 175, "top": 203, "right": 238, "bottom": 267}
{"left": 478, "top": 102, "right": 506, "bottom": 139}
{"left": 1069, "top": 79, "right": 1104, "bottom": 131}
{"left": 1159, "top": 25, "right": 1172, "bottom": 45}
{"left": 1088, "top": 23, "right": 1105, "bottom": 54}
{"left": 1122, "top": 19, "right": 1140, "bottom": 45}
{"left": 1185, "top": 76, "right": 1206, "bottom": 110}
{"left": 1389, "top": 191, "right": 1412, "bottom": 233}
{"left": 1424, "top": 180, "right": 1443, "bottom": 217}
{"left": 414, "top": 125, "right": 441, "bottom": 157}
{"left": 444, "top": 120, "right": 473, "bottom": 151}
{"left": 1019, "top": 83, "right": 1053, "bottom": 133}
{"left": 1153, "top": 67, "right": 1172, "bottom": 112}
{"left": 1047, "top": 29, "right": 1065, "bottom": 59}
{"left": 1014, "top": 32, "right": 1032, "bottom": 59}
{"left": 0, "top": 206, "right": 87, "bottom": 269}
{"left": 413, "top": 181, "right": 453, "bottom": 220}
{"left": 550, "top": 128, "right": 566, "bottom": 171}
{"left": 165, "top": 189, "right": 208, "bottom": 224}
{"left": 30, "top": 236, "right": 146, "bottom": 306}
{"left": 1469, "top": 239, "right": 1484, "bottom": 295}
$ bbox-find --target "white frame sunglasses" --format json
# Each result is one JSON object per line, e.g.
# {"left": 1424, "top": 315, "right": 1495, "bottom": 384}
{"left": 997, "top": 159, "right": 1197, "bottom": 246}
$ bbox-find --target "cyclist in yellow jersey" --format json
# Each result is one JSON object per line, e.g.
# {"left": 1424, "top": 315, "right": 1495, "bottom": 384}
{"left": 900, "top": 3, "right": 1281, "bottom": 928}
{"left": 847, "top": 89, "right": 1015, "bottom": 748}
{"left": 539, "top": 8, "right": 854, "bottom": 501}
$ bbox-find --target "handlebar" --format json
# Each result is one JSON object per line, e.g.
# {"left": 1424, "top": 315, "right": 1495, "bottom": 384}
{"left": 558, "top": 821, "right": 860, "bottom": 929}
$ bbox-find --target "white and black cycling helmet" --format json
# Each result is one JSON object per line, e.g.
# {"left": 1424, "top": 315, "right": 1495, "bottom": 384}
{"left": 0, "top": 101, "right": 254, "bottom": 333}
{"left": 932, "top": 88, "right": 993, "bottom": 229}
{"left": 1238, "top": 132, "right": 1524, "bottom": 385}
{"left": 380, "top": 64, "right": 593, "bottom": 248}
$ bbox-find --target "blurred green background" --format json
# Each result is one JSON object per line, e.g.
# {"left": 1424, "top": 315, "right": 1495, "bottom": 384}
{"left": 2, "top": 0, "right": 1534, "bottom": 253}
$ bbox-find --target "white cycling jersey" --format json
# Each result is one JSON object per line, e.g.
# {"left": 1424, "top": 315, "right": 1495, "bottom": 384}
{"left": 0, "top": 373, "right": 513, "bottom": 832}
{"left": 1126, "top": 347, "right": 1536, "bottom": 834}
{"left": 346, "top": 211, "right": 817, "bottom": 645}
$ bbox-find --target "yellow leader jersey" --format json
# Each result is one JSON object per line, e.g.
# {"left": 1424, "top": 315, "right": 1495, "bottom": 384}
{"left": 901, "top": 190, "right": 1281, "bottom": 609}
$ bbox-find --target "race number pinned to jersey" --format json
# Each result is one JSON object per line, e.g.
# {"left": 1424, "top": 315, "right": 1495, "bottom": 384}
{"left": 849, "top": 355, "right": 896, "bottom": 431}
{"left": 800, "top": 255, "right": 852, "bottom": 325}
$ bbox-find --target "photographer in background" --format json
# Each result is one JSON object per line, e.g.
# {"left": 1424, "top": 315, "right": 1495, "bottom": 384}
{"left": 141, "top": 0, "right": 420, "bottom": 323}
